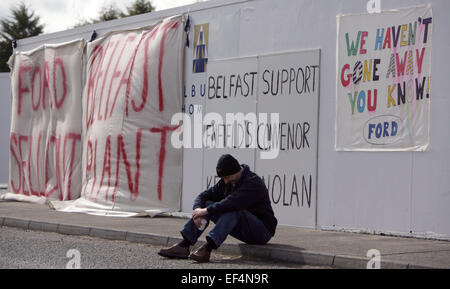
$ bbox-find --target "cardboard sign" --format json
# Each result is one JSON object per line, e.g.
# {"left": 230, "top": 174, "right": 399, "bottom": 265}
{"left": 336, "top": 6, "right": 432, "bottom": 151}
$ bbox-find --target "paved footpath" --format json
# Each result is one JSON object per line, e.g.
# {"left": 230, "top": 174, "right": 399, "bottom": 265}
{"left": 0, "top": 201, "right": 449, "bottom": 269}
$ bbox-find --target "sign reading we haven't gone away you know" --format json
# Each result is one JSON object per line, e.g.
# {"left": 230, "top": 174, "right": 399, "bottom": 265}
{"left": 336, "top": 5, "right": 432, "bottom": 151}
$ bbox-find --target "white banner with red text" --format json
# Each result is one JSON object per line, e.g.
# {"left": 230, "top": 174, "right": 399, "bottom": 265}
{"left": 6, "top": 39, "right": 84, "bottom": 203}
{"left": 5, "top": 15, "right": 185, "bottom": 217}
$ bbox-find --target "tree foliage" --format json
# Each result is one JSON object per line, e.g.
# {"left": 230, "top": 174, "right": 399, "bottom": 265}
{"left": 0, "top": 1, "right": 156, "bottom": 71}
{"left": 98, "top": 5, "right": 122, "bottom": 22}
{"left": 123, "top": 0, "right": 155, "bottom": 17}
{"left": 0, "top": 2, "right": 44, "bottom": 72}
{"left": 74, "top": 0, "right": 155, "bottom": 28}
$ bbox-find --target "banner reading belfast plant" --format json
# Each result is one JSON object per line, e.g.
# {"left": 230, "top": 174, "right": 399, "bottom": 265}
{"left": 62, "top": 15, "right": 185, "bottom": 216}
{"left": 7, "top": 15, "right": 186, "bottom": 216}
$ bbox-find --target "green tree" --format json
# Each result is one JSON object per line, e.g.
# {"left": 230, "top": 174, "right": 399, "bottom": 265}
{"left": 74, "top": 0, "right": 155, "bottom": 29}
{"left": 0, "top": 2, "right": 44, "bottom": 72}
{"left": 122, "top": 0, "right": 155, "bottom": 17}
{"left": 98, "top": 5, "right": 122, "bottom": 22}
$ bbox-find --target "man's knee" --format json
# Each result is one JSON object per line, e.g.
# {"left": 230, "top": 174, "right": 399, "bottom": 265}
{"left": 222, "top": 210, "right": 242, "bottom": 218}
{"left": 205, "top": 201, "right": 215, "bottom": 207}
{"left": 213, "top": 210, "right": 242, "bottom": 223}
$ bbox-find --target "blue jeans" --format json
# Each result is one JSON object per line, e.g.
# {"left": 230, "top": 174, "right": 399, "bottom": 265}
{"left": 180, "top": 201, "right": 272, "bottom": 248}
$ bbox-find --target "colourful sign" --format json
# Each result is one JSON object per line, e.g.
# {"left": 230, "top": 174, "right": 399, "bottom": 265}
{"left": 336, "top": 5, "right": 432, "bottom": 151}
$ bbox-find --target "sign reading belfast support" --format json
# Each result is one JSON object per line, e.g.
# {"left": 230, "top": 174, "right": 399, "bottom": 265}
{"left": 200, "top": 50, "right": 320, "bottom": 228}
{"left": 8, "top": 39, "right": 84, "bottom": 201}
{"left": 336, "top": 6, "right": 433, "bottom": 151}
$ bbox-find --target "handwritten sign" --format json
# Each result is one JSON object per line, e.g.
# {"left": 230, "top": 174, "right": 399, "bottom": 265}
{"left": 76, "top": 15, "right": 184, "bottom": 215}
{"left": 256, "top": 50, "right": 320, "bottom": 228}
{"left": 336, "top": 6, "right": 432, "bottom": 151}
{"left": 202, "top": 57, "right": 258, "bottom": 193}
{"left": 201, "top": 50, "right": 320, "bottom": 228}
{"left": 9, "top": 39, "right": 84, "bottom": 201}
{"left": 8, "top": 16, "right": 185, "bottom": 216}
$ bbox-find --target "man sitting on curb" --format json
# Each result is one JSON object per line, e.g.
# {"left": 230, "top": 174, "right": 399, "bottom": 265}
{"left": 158, "top": 154, "right": 278, "bottom": 263}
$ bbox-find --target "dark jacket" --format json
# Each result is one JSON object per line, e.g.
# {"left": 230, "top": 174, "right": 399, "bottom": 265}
{"left": 193, "top": 164, "right": 277, "bottom": 236}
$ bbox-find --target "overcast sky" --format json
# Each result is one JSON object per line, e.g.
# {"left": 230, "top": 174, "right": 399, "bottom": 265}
{"left": 0, "top": 0, "right": 202, "bottom": 34}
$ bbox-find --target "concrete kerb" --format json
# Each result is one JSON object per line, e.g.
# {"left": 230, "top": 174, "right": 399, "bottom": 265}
{"left": 406, "top": 264, "right": 435, "bottom": 269}
{"left": 239, "top": 244, "right": 272, "bottom": 260}
{"left": 29, "top": 221, "right": 59, "bottom": 232}
{"left": 0, "top": 215, "right": 438, "bottom": 269}
{"left": 58, "top": 224, "right": 91, "bottom": 236}
{"left": 268, "top": 247, "right": 336, "bottom": 267}
{"left": 126, "top": 231, "right": 169, "bottom": 246}
{"left": 90, "top": 227, "right": 127, "bottom": 241}
{"left": 0, "top": 216, "right": 175, "bottom": 247}
{"left": 3, "top": 217, "right": 30, "bottom": 230}
{"left": 332, "top": 254, "right": 410, "bottom": 269}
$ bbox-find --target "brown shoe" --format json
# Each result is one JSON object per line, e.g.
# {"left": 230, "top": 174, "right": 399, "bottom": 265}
{"left": 158, "top": 244, "right": 190, "bottom": 259}
{"left": 189, "top": 244, "right": 211, "bottom": 263}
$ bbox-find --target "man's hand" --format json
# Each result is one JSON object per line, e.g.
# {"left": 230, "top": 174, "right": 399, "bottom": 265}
{"left": 192, "top": 208, "right": 208, "bottom": 218}
{"left": 192, "top": 208, "right": 208, "bottom": 227}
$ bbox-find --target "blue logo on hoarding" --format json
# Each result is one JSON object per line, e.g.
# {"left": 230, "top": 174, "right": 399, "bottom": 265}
{"left": 193, "top": 24, "right": 209, "bottom": 73}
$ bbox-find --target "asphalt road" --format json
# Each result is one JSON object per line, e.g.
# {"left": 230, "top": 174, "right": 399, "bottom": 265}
{"left": 0, "top": 226, "right": 330, "bottom": 269}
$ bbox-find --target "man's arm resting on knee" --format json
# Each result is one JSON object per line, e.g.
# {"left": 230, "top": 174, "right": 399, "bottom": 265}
{"left": 192, "top": 180, "right": 224, "bottom": 210}
{"left": 206, "top": 179, "right": 262, "bottom": 215}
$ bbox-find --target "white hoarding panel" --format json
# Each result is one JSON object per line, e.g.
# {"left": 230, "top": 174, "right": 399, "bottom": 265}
{"left": 197, "top": 50, "right": 320, "bottom": 228}
{"left": 203, "top": 57, "right": 258, "bottom": 190}
{"left": 181, "top": 20, "right": 211, "bottom": 212}
{"left": 256, "top": 50, "right": 320, "bottom": 228}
